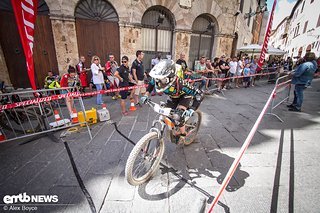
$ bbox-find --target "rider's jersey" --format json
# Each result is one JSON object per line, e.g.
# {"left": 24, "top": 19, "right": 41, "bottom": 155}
{"left": 147, "top": 76, "right": 201, "bottom": 99}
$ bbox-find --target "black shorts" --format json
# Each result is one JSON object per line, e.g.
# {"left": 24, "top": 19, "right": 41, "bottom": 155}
{"left": 119, "top": 82, "right": 129, "bottom": 99}
{"left": 166, "top": 95, "right": 192, "bottom": 109}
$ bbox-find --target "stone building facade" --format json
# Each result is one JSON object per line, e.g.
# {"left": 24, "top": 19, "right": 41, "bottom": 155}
{"left": 0, "top": 0, "right": 263, "bottom": 88}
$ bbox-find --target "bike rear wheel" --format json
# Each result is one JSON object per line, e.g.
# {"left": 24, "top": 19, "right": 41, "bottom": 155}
{"left": 125, "top": 132, "right": 165, "bottom": 186}
{"left": 183, "top": 110, "right": 202, "bottom": 145}
{"left": 0, "top": 108, "right": 43, "bottom": 134}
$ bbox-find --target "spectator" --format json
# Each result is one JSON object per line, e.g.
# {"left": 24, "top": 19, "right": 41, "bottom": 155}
{"left": 205, "top": 58, "right": 214, "bottom": 91}
{"left": 151, "top": 53, "right": 161, "bottom": 68}
{"left": 218, "top": 55, "right": 230, "bottom": 90}
{"left": 114, "top": 56, "right": 134, "bottom": 116}
{"left": 243, "top": 63, "right": 251, "bottom": 88}
{"left": 91, "top": 56, "right": 105, "bottom": 105}
{"left": 105, "top": 54, "right": 121, "bottom": 100}
{"left": 250, "top": 58, "right": 258, "bottom": 87}
{"left": 236, "top": 57, "right": 244, "bottom": 88}
{"left": 132, "top": 50, "right": 146, "bottom": 106}
{"left": 76, "top": 56, "right": 88, "bottom": 93}
{"left": 287, "top": 52, "right": 318, "bottom": 112}
{"left": 44, "top": 71, "right": 60, "bottom": 89}
{"left": 229, "top": 57, "right": 238, "bottom": 88}
{"left": 60, "top": 66, "right": 79, "bottom": 117}
{"left": 211, "top": 57, "right": 220, "bottom": 76}
{"left": 194, "top": 56, "right": 207, "bottom": 90}
{"left": 150, "top": 53, "right": 162, "bottom": 96}
{"left": 176, "top": 53, "right": 192, "bottom": 78}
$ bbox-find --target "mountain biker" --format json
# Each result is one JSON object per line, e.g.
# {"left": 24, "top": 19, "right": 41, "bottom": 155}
{"left": 141, "top": 59, "right": 203, "bottom": 143}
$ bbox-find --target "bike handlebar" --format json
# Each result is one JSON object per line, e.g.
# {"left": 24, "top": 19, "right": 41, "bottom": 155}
{"left": 146, "top": 99, "right": 173, "bottom": 117}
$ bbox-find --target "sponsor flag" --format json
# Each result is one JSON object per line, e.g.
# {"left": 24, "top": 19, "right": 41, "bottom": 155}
{"left": 257, "top": 0, "right": 277, "bottom": 71}
{"left": 11, "top": 0, "right": 38, "bottom": 89}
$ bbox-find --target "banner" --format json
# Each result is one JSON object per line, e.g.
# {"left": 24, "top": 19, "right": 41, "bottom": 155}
{"left": 11, "top": 0, "right": 38, "bottom": 90}
{"left": 257, "top": 0, "right": 277, "bottom": 71}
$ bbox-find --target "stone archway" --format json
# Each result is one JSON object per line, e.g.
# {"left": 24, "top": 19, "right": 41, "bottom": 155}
{"left": 189, "top": 14, "right": 218, "bottom": 69}
{"left": 75, "top": 0, "right": 120, "bottom": 66}
{"left": 141, "top": 5, "right": 175, "bottom": 72}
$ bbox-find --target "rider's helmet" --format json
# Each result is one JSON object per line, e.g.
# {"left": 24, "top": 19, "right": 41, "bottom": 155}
{"left": 149, "top": 59, "right": 176, "bottom": 92}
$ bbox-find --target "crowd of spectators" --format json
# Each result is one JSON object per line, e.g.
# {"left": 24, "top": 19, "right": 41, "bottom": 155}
{"left": 41, "top": 50, "right": 319, "bottom": 117}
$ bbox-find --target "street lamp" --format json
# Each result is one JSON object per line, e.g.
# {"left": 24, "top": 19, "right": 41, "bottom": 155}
{"left": 244, "top": 2, "right": 267, "bottom": 19}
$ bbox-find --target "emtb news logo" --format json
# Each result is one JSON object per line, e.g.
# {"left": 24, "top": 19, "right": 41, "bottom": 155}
{"left": 3, "top": 193, "right": 58, "bottom": 204}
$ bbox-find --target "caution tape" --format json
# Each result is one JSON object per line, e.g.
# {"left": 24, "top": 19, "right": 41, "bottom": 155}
{"left": 208, "top": 87, "right": 277, "bottom": 212}
{"left": 187, "top": 71, "right": 277, "bottom": 83}
{"left": 0, "top": 84, "right": 147, "bottom": 111}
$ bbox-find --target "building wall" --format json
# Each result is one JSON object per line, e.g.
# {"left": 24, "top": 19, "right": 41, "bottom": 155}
{"left": 286, "top": 0, "right": 320, "bottom": 58}
{"left": 0, "top": 43, "right": 11, "bottom": 85}
{"left": 270, "top": 18, "right": 288, "bottom": 51}
{"left": 1, "top": 0, "right": 260, "bottom": 86}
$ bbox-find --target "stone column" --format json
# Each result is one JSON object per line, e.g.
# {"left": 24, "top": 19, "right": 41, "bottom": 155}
{"left": 0, "top": 43, "right": 11, "bottom": 85}
{"left": 174, "top": 30, "right": 191, "bottom": 62}
{"left": 50, "top": 16, "right": 79, "bottom": 75}
{"left": 119, "top": 24, "right": 142, "bottom": 63}
{"left": 214, "top": 34, "right": 234, "bottom": 57}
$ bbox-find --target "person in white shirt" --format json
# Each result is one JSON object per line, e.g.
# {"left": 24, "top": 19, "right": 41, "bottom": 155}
{"left": 236, "top": 57, "right": 245, "bottom": 88}
{"left": 91, "top": 56, "right": 105, "bottom": 105}
{"left": 229, "top": 57, "right": 238, "bottom": 88}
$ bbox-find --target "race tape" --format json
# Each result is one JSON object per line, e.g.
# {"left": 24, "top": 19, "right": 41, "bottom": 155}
{"left": 0, "top": 84, "right": 147, "bottom": 111}
{"left": 208, "top": 87, "right": 277, "bottom": 212}
{"left": 188, "top": 71, "right": 277, "bottom": 83}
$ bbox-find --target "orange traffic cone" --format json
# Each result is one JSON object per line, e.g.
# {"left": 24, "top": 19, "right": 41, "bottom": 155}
{"left": 54, "top": 110, "right": 61, "bottom": 121}
{"left": 129, "top": 99, "right": 137, "bottom": 111}
{"left": 71, "top": 108, "right": 79, "bottom": 124}
{"left": 0, "top": 129, "right": 6, "bottom": 142}
{"left": 102, "top": 103, "right": 107, "bottom": 110}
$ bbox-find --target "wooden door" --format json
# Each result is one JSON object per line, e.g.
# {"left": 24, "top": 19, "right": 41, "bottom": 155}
{"left": 0, "top": 11, "right": 29, "bottom": 88}
{"left": 33, "top": 15, "right": 59, "bottom": 88}
{"left": 75, "top": 18, "right": 120, "bottom": 67}
{"left": 0, "top": 12, "right": 58, "bottom": 88}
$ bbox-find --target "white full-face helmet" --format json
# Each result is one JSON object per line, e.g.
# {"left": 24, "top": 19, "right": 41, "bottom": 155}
{"left": 149, "top": 59, "right": 176, "bottom": 92}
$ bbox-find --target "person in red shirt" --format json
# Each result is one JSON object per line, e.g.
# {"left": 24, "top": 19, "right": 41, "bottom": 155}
{"left": 60, "top": 66, "right": 79, "bottom": 117}
{"left": 105, "top": 54, "right": 121, "bottom": 100}
{"left": 76, "top": 56, "right": 89, "bottom": 93}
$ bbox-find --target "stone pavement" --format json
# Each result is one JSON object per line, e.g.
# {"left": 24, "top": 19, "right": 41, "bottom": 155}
{"left": 0, "top": 78, "right": 319, "bottom": 213}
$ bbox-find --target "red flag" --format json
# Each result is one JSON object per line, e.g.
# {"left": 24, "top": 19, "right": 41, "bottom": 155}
{"left": 11, "top": 0, "right": 38, "bottom": 89}
{"left": 257, "top": 0, "right": 277, "bottom": 71}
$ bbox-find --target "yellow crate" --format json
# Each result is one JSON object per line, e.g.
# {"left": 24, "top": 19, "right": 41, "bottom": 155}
{"left": 78, "top": 108, "right": 97, "bottom": 127}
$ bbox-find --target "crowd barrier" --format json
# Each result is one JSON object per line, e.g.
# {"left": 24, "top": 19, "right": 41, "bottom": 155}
{"left": 266, "top": 74, "right": 292, "bottom": 122}
{"left": 0, "top": 85, "right": 147, "bottom": 143}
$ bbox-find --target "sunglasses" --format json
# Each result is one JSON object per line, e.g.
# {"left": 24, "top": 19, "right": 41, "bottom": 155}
{"left": 122, "top": 60, "right": 127, "bottom": 63}
{"left": 94, "top": 58, "right": 99, "bottom": 60}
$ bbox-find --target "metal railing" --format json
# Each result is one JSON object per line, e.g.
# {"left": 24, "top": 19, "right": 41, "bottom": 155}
{"left": 0, "top": 87, "right": 92, "bottom": 143}
{"left": 266, "top": 74, "right": 292, "bottom": 122}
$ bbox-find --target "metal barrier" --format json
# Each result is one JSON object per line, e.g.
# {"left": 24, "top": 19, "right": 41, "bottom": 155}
{"left": 266, "top": 74, "right": 292, "bottom": 122}
{"left": 0, "top": 87, "right": 92, "bottom": 143}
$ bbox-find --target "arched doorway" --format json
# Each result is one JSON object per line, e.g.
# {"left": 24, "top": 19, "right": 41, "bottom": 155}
{"left": 298, "top": 47, "right": 303, "bottom": 58}
{"left": 0, "top": 0, "right": 58, "bottom": 88}
{"left": 141, "top": 6, "right": 175, "bottom": 72}
{"left": 189, "top": 14, "right": 217, "bottom": 69}
{"left": 306, "top": 44, "right": 312, "bottom": 53}
{"left": 75, "top": 0, "right": 120, "bottom": 67}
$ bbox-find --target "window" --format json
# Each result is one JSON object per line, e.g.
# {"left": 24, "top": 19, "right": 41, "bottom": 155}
{"left": 303, "top": 21, "right": 308, "bottom": 33}
{"left": 301, "top": 1, "right": 305, "bottom": 13}
{"left": 247, "top": 7, "right": 252, "bottom": 27}
{"left": 317, "top": 14, "right": 320, "bottom": 28}
{"left": 311, "top": 0, "right": 314, "bottom": 3}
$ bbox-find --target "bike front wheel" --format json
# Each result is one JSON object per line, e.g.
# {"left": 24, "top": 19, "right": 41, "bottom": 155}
{"left": 125, "top": 132, "right": 165, "bottom": 186}
{"left": 183, "top": 110, "right": 202, "bottom": 146}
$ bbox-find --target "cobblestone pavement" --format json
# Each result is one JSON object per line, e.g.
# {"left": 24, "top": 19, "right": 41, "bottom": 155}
{"left": 0, "top": 79, "right": 319, "bottom": 213}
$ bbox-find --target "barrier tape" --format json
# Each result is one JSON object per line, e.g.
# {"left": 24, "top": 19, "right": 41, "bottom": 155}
{"left": 208, "top": 87, "right": 277, "bottom": 212}
{"left": 188, "top": 71, "right": 277, "bottom": 82}
{"left": 0, "top": 84, "right": 147, "bottom": 111}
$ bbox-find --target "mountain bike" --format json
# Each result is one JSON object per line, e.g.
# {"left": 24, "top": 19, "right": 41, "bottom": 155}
{"left": 125, "top": 99, "right": 202, "bottom": 186}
